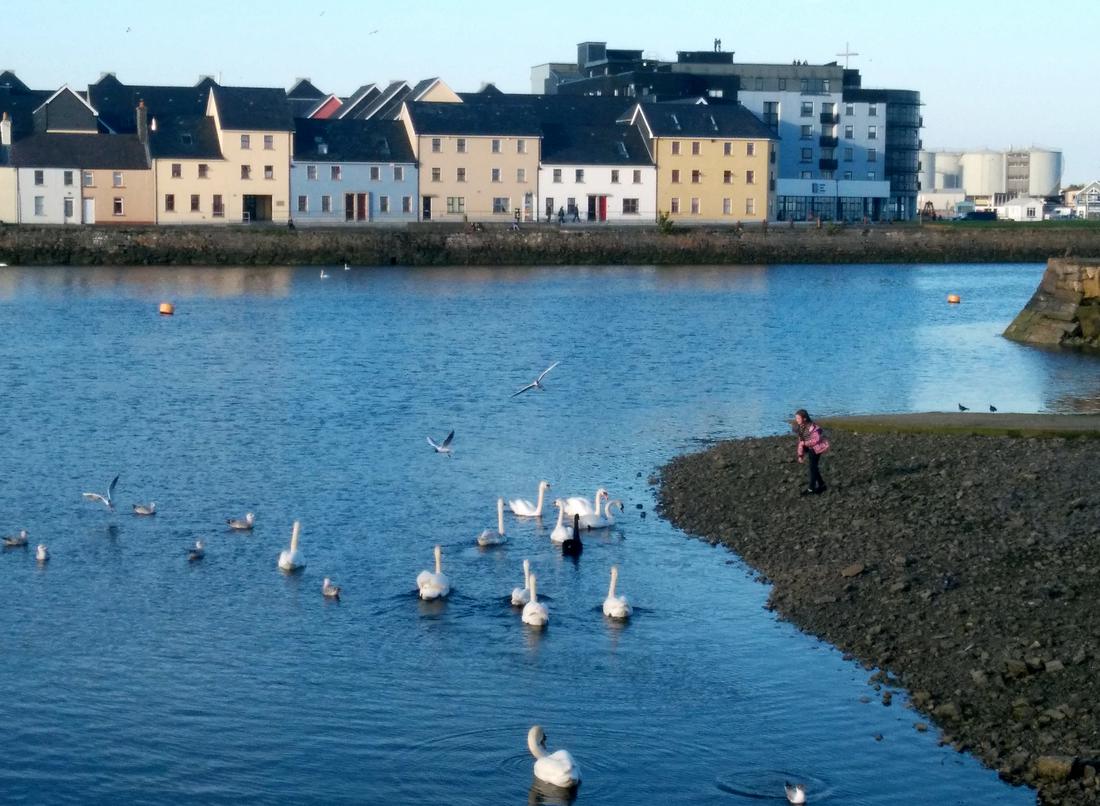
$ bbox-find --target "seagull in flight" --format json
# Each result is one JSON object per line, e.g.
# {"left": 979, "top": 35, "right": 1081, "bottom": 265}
{"left": 427, "top": 430, "right": 455, "bottom": 456}
{"left": 511, "top": 361, "right": 560, "bottom": 398}
{"left": 83, "top": 475, "right": 119, "bottom": 509}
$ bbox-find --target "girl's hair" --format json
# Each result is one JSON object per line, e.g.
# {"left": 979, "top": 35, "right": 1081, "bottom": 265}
{"left": 794, "top": 408, "right": 812, "bottom": 422}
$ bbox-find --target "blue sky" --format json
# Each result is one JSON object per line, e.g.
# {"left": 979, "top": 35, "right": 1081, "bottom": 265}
{"left": 6, "top": 0, "right": 1098, "bottom": 182}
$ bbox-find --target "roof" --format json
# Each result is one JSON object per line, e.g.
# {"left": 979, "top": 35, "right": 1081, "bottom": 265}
{"left": 0, "top": 71, "right": 30, "bottom": 93}
{"left": 11, "top": 132, "right": 149, "bottom": 169}
{"left": 633, "top": 102, "right": 775, "bottom": 139}
{"left": 148, "top": 114, "right": 223, "bottom": 160}
{"left": 404, "top": 100, "right": 542, "bottom": 137}
{"left": 343, "top": 81, "right": 407, "bottom": 120}
{"left": 88, "top": 75, "right": 211, "bottom": 134}
{"left": 209, "top": 85, "right": 293, "bottom": 131}
{"left": 33, "top": 86, "right": 99, "bottom": 134}
{"left": 0, "top": 86, "right": 53, "bottom": 140}
{"left": 409, "top": 78, "right": 440, "bottom": 100}
{"left": 287, "top": 78, "right": 324, "bottom": 100}
{"left": 336, "top": 84, "right": 378, "bottom": 118}
{"left": 292, "top": 118, "right": 414, "bottom": 163}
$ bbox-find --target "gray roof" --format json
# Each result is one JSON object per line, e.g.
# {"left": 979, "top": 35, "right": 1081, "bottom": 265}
{"left": 634, "top": 102, "right": 775, "bottom": 139}
{"left": 287, "top": 78, "right": 325, "bottom": 100}
{"left": 0, "top": 86, "right": 53, "bottom": 140}
{"left": 148, "top": 115, "right": 222, "bottom": 160}
{"left": 345, "top": 81, "right": 407, "bottom": 121}
{"left": 293, "top": 119, "right": 414, "bottom": 163}
{"left": 337, "top": 84, "right": 379, "bottom": 118}
{"left": 404, "top": 100, "right": 541, "bottom": 137}
{"left": 88, "top": 74, "right": 211, "bottom": 134}
{"left": 210, "top": 85, "right": 293, "bottom": 131}
{"left": 11, "top": 132, "right": 149, "bottom": 169}
{"left": 32, "top": 88, "right": 98, "bottom": 134}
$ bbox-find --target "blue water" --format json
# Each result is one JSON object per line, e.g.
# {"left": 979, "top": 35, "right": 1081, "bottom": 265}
{"left": 1, "top": 263, "right": 1093, "bottom": 805}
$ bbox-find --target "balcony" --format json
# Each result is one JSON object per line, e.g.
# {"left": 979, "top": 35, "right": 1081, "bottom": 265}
{"left": 819, "top": 112, "right": 839, "bottom": 124}
{"left": 819, "top": 136, "right": 838, "bottom": 148}
{"left": 819, "top": 158, "right": 838, "bottom": 171}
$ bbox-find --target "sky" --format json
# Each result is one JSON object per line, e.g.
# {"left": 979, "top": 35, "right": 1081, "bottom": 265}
{"left": 5, "top": 0, "right": 1099, "bottom": 183}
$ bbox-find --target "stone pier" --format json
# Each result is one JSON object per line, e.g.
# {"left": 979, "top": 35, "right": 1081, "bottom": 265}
{"left": 1004, "top": 257, "right": 1100, "bottom": 351}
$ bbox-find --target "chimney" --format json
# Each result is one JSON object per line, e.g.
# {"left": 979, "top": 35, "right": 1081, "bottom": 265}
{"left": 0, "top": 112, "right": 11, "bottom": 146}
{"left": 136, "top": 100, "right": 148, "bottom": 143}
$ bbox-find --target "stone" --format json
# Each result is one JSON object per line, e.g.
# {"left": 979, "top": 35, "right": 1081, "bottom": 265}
{"left": 1034, "top": 755, "right": 1075, "bottom": 782}
{"left": 933, "top": 702, "right": 961, "bottom": 722}
{"left": 914, "top": 722, "right": 929, "bottom": 732}
{"left": 841, "top": 562, "right": 866, "bottom": 578}
{"left": 1004, "top": 658, "right": 1029, "bottom": 678}
{"left": 1045, "top": 659, "right": 1065, "bottom": 674}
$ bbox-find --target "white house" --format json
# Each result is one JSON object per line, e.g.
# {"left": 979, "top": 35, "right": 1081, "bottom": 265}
{"left": 539, "top": 160, "right": 656, "bottom": 224}
{"left": 995, "top": 196, "right": 1047, "bottom": 222}
{"left": 1073, "top": 180, "right": 1100, "bottom": 220}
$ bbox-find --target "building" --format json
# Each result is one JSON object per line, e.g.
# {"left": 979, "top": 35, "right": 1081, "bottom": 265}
{"left": 919, "top": 147, "right": 1063, "bottom": 207}
{"left": 0, "top": 113, "right": 15, "bottom": 223}
{"left": 994, "top": 196, "right": 1048, "bottom": 222}
{"left": 290, "top": 118, "right": 417, "bottom": 224}
{"left": 1074, "top": 181, "right": 1100, "bottom": 219}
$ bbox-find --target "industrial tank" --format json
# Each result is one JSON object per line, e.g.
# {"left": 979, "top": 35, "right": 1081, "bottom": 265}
{"left": 935, "top": 151, "right": 962, "bottom": 190}
{"left": 959, "top": 151, "right": 1005, "bottom": 196}
{"left": 918, "top": 150, "right": 935, "bottom": 191}
{"left": 1027, "top": 149, "right": 1063, "bottom": 197}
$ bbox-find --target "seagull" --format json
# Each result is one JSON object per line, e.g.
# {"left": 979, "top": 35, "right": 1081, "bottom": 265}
{"left": 785, "top": 782, "right": 806, "bottom": 804}
{"left": 322, "top": 577, "right": 341, "bottom": 599}
{"left": 957, "top": 403, "right": 969, "bottom": 412}
{"left": 320, "top": 268, "right": 330, "bottom": 279}
{"left": 3, "top": 530, "right": 28, "bottom": 548}
{"left": 132, "top": 502, "right": 156, "bottom": 516}
{"left": 427, "top": 430, "right": 455, "bottom": 456}
{"left": 511, "top": 361, "right": 560, "bottom": 398}
{"left": 187, "top": 540, "right": 205, "bottom": 561}
{"left": 227, "top": 512, "right": 255, "bottom": 531}
{"left": 989, "top": 404, "right": 997, "bottom": 412}
{"left": 344, "top": 263, "right": 350, "bottom": 271}
{"left": 83, "top": 475, "right": 119, "bottom": 509}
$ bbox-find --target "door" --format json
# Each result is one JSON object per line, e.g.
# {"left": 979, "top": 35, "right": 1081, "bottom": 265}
{"left": 345, "top": 193, "right": 354, "bottom": 222}
{"left": 357, "top": 193, "right": 368, "bottom": 222}
{"left": 586, "top": 195, "right": 597, "bottom": 221}
{"left": 422, "top": 196, "right": 432, "bottom": 221}
{"left": 545, "top": 197, "right": 554, "bottom": 222}
{"left": 598, "top": 196, "right": 607, "bottom": 222}
{"left": 82, "top": 198, "right": 95, "bottom": 224}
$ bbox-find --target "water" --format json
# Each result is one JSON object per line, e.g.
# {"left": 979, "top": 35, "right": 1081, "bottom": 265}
{"left": 1, "top": 262, "right": 1094, "bottom": 805}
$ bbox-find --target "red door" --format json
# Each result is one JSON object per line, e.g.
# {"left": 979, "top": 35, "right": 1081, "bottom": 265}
{"left": 598, "top": 196, "right": 607, "bottom": 222}
{"left": 357, "top": 193, "right": 367, "bottom": 222}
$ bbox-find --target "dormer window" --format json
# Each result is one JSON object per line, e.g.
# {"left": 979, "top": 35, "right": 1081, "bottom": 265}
{"left": 318, "top": 143, "right": 328, "bottom": 155}
{"left": 181, "top": 133, "right": 193, "bottom": 146}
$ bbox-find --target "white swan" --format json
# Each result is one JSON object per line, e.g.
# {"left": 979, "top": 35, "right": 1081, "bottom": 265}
{"left": 527, "top": 725, "right": 580, "bottom": 789}
{"left": 320, "top": 268, "right": 330, "bottom": 279}
{"left": 511, "top": 559, "right": 532, "bottom": 606}
{"left": 602, "top": 565, "right": 632, "bottom": 619}
{"left": 509, "top": 480, "right": 551, "bottom": 517}
{"left": 3, "top": 529, "right": 28, "bottom": 548}
{"left": 36, "top": 544, "right": 48, "bottom": 562}
{"left": 580, "top": 498, "right": 624, "bottom": 530}
{"left": 322, "top": 577, "right": 341, "bottom": 599}
{"left": 227, "top": 512, "right": 255, "bottom": 531}
{"left": 563, "top": 487, "right": 607, "bottom": 518}
{"left": 132, "top": 502, "right": 156, "bottom": 516}
{"left": 278, "top": 521, "right": 305, "bottom": 572}
{"left": 477, "top": 498, "right": 507, "bottom": 546}
{"left": 521, "top": 573, "right": 548, "bottom": 627}
{"left": 785, "top": 782, "right": 806, "bottom": 804}
{"left": 187, "top": 540, "right": 205, "bottom": 562}
{"left": 549, "top": 499, "right": 570, "bottom": 543}
{"left": 417, "top": 544, "right": 450, "bottom": 600}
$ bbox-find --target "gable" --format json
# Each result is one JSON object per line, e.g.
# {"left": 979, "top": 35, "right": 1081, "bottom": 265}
{"left": 34, "top": 87, "right": 98, "bottom": 133}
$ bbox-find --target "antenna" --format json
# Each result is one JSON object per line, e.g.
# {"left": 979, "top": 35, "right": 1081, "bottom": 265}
{"left": 837, "top": 42, "right": 860, "bottom": 69}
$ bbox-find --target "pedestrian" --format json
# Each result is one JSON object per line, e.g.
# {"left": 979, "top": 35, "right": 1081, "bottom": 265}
{"left": 793, "top": 408, "right": 829, "bottom": 495}
{"left": 558, "top": 206, "right": 565, "bottom": 225}
{"left": 571, "top": 205, "right": 580, "bottom": 223}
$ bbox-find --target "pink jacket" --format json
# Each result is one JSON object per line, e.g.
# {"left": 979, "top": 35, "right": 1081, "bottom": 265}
{"left": 797, "top": 423, "right": 830, "bottom": 459}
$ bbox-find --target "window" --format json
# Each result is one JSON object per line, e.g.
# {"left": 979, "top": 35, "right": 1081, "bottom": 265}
{"left": 264, "top": 165, "right": 274, "bottom": 180}
{"left": 845, "top": 104, "right": 854, "bottom": 116}
{"left": 552, "top": 168, "right": 562, "bottom": 183}
{"left": 370, "top": 166, "right": 380, "bottom": 181}
{"left": 297, "top": 195, "right": 308, "bottom": 213}
{"left": 844, "top": 125, "right": 853, "bottom": 139}
{"left": 633, "top": 169, "right": 642, "bottom": 184}
{"left": 190, "top": 194, "right": 200, "bottom": 212}
{"left": 517, "top": 168, "right": 526, "bottom": 183}
{"left": 575, "top": 169, "right": 584, "bottom": 183}
{"left": 723, "top": 170, "right": 733, "bottom": 184}
{"left": 431, "top": 167, "right": 441, "bottom": 182}
{"left": 754, "top": 77, "right": 763, "bottom": 91}
{"left": 83, "top": 171, "right": 93, "bottom": 187}
{"left": 671, "top": 169, "right": 680, "bottom": 184}
{"left": 611, "top": 169, "right": 620, "bottom": 184}
{"left": 431, "top": 138, "right": 442, "bottom": 153}
{"left": 723, "top": 198, "right": 732, "bottom": 215}
{"left": 844, "top": 147, "right": 853, "bottom": 161}
{"left": 394, "top": 166, "right": 404, "bottom": 182}
{"left": 690, "top": 197, "right": 700, "bottom": 214}
{"left": 1026, "top": 207, "right": 1037, "bottom": 219}
{"left": 724, "top": 142, "right": 732, "bottom": 156}
{"left": 379, "top": 196, "right": 390, "bottom": 213}
{"left": 213, "top": 194, "right": 224, "bottom": 217}
{"left": 112, "top": 172, "right": 123, "bottom": 187}
{"left": 822, "top": 102, "right": 835, "bottom": 116}
{"left": 800, "top": 78, "right": 809, "bottom": 92}
{"left": 181, "top": 133, "right": 193, "bottom": 145}
{"left": 113, "top": 198, "right": 124, "bottom": 216}
{"left": 800, "top": 148, "right": 813, "bottom": 162}
{"left": 800, "top": 125, "right": 813, "bottom": 139}
{"left": 456, "top": 138, "right": 466, "bottom": 153}
{"left": 64, "top": 198, "right": 74, "bottom": 218}
{"left": 198, "top": 163, "right": 209, "bottom": 179}
{"left": 671, "top": 141, "right": 681, "bottom": 155}
{"left": 402, "top": 196, "right": 412, "bottom": 213}
{"left": 165, "top": 194, "right": 175, "bottom": 212}
{"left": 307, "top": 165, "right": 317, "bottom": 180}
{"left": 746, "top": 142, "right": 756, "bottom": 157}
{"left": 746, "top": 198, "right": 756, "bottom": 215}
{"left": 446, "top": 196, "right": 464, "bottom": 214}
{"left": 492, "top": 197, "right": 509, "bottom": 213}
{"left": 622, "top": 198, "right": 639, "bottom": 214}
{"left": 457, "top": 167, "right": 466, "bottom": 183}
{"left": 691, "top": 170, "right": 701, "bottom": 184}
{"left": 331, "top": 165, "right": 342, "bottom": 181}
{"left": 263, "top": 134, "right": 274, "bottom": 150}
{"left": 843, "top": 171, "right": 853, "bottom": 180}
{"left": 241, "top": 165, "right": 252, "bottom": 180}
{"left": 867, "top": 171, "right": 876, "bottom": 181}
{"left": 240, "top": 134, "right": 250, "bottom": 150}
{"left": 670, "top": 197, "right": 680, "bottom": 214}
{"left": 491, "top": 139, "right": 501, "bottom": 153}
{"left": 800, "top": 170, "right": 812, "bottom": 179}
{"left": 708, "top": 88, "right": 724, "bottom": 98}
{"left": 691, "top": 141, "right": 700, "bottom": 155}
{"left": 33, "top": 170, "right": 44, "bottom": 186}
{"left": 868, "top": 105, "right": 878, "bottom": 117}
{"left": 491, "top": 168, "right": 501, "bottom": 183}
{"left": 868, "top": 125, "right": 878, "bottom": 140}
{"left": 322, "top": 195, "right": 332, "bottom": 213}
{"left": 34, "top": 196, "right": 44, "bottom": 215}
{"left": 517, "top": 139, "right": 527, "bottom": 154}
{"left": 801, "top": 101, "right": 813, "bottom": 117}
{"left": 566, "top": 197, "right": 576, "bottom": 213}
{"left": 63, "top": 170, "right": 73, "bottom": 186}
{"left": 822, "top": 80, "right": 831, "bottom": 92}
{"left": 868, "top": 148, "right": 878, "bottom": 163}
{"left": 746, "top": 170, "right": 756, "bottom": 184}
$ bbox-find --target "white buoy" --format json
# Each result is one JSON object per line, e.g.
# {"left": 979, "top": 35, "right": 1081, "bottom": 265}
{"left": 278, "top": 521, "right": 305, "bottom": 572}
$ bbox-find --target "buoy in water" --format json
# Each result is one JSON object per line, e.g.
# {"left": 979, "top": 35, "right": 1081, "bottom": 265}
{"left": 947, "top": 294, "right": 961, "bottom": 304}
{"left": 159, "top": 302, "right": 175, "bottom": 315}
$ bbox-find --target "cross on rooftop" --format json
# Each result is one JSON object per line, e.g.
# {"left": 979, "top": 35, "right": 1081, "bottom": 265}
{"left": 837, "top": 42, "right": 860, "bottom": 69}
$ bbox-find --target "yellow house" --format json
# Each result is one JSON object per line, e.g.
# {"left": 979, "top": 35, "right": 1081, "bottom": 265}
{"left": 399, "top": 101, "right": 541, "bottom": 222}
{"left": 0, "top": 112, "right": 15, "bottom": 223}
{"left": 630, "top": 103, "right": 776, "bottom": 223}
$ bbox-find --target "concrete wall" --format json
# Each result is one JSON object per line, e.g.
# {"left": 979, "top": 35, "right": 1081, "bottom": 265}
{"left": 1004, "top": 257, "right": 1100, "bottom": 351}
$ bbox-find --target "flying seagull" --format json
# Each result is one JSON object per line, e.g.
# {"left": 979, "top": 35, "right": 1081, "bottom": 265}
{"left": 83, "top": 475, "right": 119, "bottom": 509}
{"left": 957, "top": 403, "right": 969, "bottom": 412}
{"left": 427, "top": 430, "right": 455, "bottom": 456}
{"left": 511, "top": 361, "right": 560, "bottom": 398}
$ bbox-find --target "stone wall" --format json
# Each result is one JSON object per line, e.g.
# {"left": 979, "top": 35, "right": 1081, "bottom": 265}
{"left": 1004, "top": 258, "right": 1100, "bottom": 351}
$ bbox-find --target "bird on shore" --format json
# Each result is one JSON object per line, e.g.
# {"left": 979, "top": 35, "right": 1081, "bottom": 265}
{"left": 511, "top": 361, "right": 559, "bottom": 398}
{"left": 989, "top": 404, "right": 998, "bottom": 413}
{"left": 132, "top": 502, "right": 156, "bottom": 516}
{"left": 427, "top": 430, "right": 454, "bottom": 456}
{"left": 562, "top": 514, "right": 583, "bottom": 557}
{"left": 957, "top": 403, "right": 969, "bottom": 412}
{"left": 785, "top": 782, "right": 806, "bottom": 804}
{"left": 227, "top": 512, "right": 255, "bottom": 531}
{"left": 83, "top": 475, "right": 119, "bottom": 509}
{"left": 322, "top": 577, "right": 342, "bottom": 599}
{"left": 187, "top": 540, "right": 205, "bottom": 562}
{"left": 3, "top": 530, "right": 28, "bottom": 548}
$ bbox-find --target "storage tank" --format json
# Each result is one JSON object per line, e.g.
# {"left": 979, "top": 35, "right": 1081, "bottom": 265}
{"left": 1027, "top": 149, "right": 1062, "bottom": 197}
{"left": 935, "top": 151, "right": 962, "bottom": 190}
{"left": 918, "top": 150, "right": 935, "bottom": 191}
{"left": 959, "top": 151, "right": 1005, "bottom": 196}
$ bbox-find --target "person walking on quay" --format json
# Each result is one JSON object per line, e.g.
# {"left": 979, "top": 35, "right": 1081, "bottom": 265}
{"left": 794, "top": 408, "right": 829, "bottom": 495}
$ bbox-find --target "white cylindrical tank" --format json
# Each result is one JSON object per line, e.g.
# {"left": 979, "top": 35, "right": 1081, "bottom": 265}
{"left": 919, "top": 150, "right": 935, "bottom": 191}
{"left": 935, "top": 151, "right": 962, "bottom": 190}
{"left": 1027, "top": 149, "right": 1062, "bottom": 197}
{"left": 959, "top": 151, "right": 1005, "bottom": 196}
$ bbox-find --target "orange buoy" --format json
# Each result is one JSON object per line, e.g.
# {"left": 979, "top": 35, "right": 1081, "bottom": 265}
{"left": 947, "top": 294, "right": 961, "bottom": 304}
{"left": 159, "top": 302, "right": 175, "bottom": 316}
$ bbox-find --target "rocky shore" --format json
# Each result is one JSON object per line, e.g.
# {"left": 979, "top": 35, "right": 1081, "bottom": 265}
{"left": 657, "top": 417, "right": 1100, "bottom": 805}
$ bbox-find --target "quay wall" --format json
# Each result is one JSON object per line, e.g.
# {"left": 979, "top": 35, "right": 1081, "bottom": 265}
{"left": 1004, "top": 258, "right": 1100, "bottom": 351}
